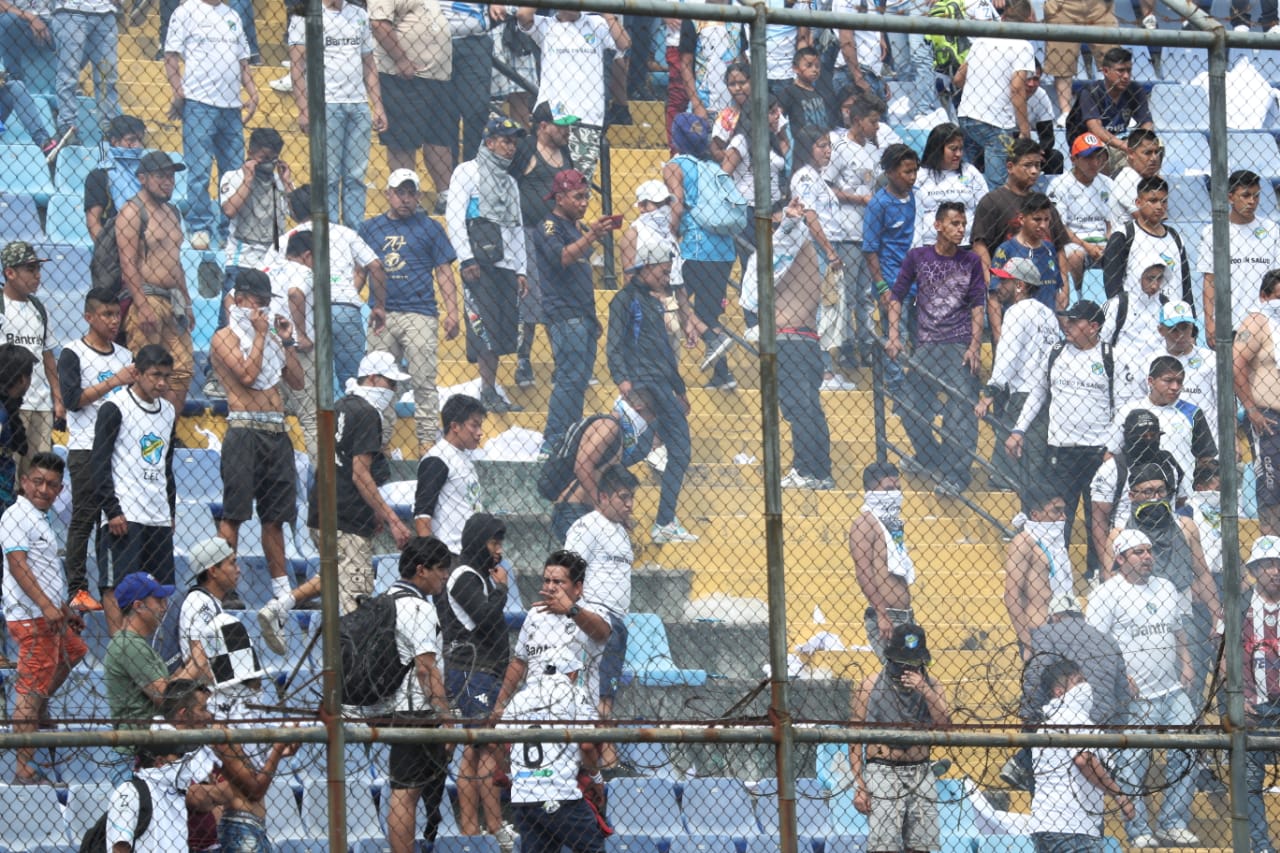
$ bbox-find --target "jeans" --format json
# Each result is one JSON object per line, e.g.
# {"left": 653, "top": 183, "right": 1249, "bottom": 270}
{"left": 991, "top": 391, "right": 1047, "bottom": 493}
{"left": 834, "top": 241, "right": 875, "bottom": 360}
{"left": 51, "top": 10, "right": 118, "bottom": 136}
{"left": 649, "top": 386, "right": 692, "bottom": 527}
{"left": 331, "top": 302, "right": 366, "bottom": 391}
{"left": 64, "top": 449, "right": 96, "bottom": 595}
{"left": 450, "top": 34, "right": 493, "bottom": 164}
{"left": 0, "top": 79, "right": 49, "bottom": 144}
{"left": 884, "top": 28, "right": 936, "bottom": 117}
{"left": 1246, "top": 702, "right": 1280, "bottom": 852}
{"left": 183, "top": 100, "right": 244, "bottom": 239}
{"left": 901, "top": 341, "right": 978, "bottom": 488}
{"left": 1118, "top": 690, "right": 1196, "bottom": 841}
{"left": 777, "top": 335, "right": 831, "bottom": 480}
{"left": 226, "top": 0, "right": 259, "bottom": 59}
{"left": 960, "top": 116, "right": 1014, "bottom": 189}
{"left": 544, "top": 316, "right": 599, "bottom": 450}
{"left": 326, "top": 101, "right": 372, "bottom": 229}
{"left": 1046, "top": 444, "right": 1106, "bottom": 576}
{"left": 1032, "top": 833, "right": 1103, "bottom": 853}
{"left": 219, "top": 812, "right": 273, "bottom": 853}
{"left": 0, "top": 12, "right": 54, "bottom": 81}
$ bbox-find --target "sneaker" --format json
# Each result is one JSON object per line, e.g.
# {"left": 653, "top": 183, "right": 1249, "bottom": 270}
{"left": 257, "top": 599, "right": 288, "bottom": 655}
{"left": 699, "top": 332, "right": 736, "bottom": 371}
{"left": 189, "top": 231, "right": 212, "bottom": 251}
{"left": 269, "top": 74, "right": 292, "bottom": 92}
{"left": 1129, "top": 835, "right": 1158, "bottom": 849}
{"left": 69, "top": 589, "right": 104, "bottom": 612}
{"left": 481, "top": 389, "right": 524, "bottom": 414}
{"left": 515, "top": 358, "right": 535, "bottom": 387}
{"left": 651, "top": 521, "right": 699, "bottom": 544}
{"left": 494, "top": 823, "right": 519, "bottom": 853}
{"left": 998, "top": 756, "right": 1033, "bottom": 791}
{"left": 705, "top": 371, "right": 737, "bottom": 391}
{"left": 433, "top": 190, "right": 448, "bottom": 216}
{"left": 781, "top": 468, "right": 819, "bottom": 489}
{"left": 819, "top": 373, "right": 857, "bottom": 392}
{"left": 1054, "top": 109, "right": 1068, "bottom": 127}
{"left": 202, "top": 376, "right": 227, "bottom": 400}
{"left": 646, "top": 445, "right": 668, "bottom": 472}
{"left": 1155, "top": 828, "right": 1200, "bottom": 846}
{"left": 743, "top": 325, "right": 760, "bottom": 344}
{"left": 814, "top": 476, "right": 837, "bottom": 490}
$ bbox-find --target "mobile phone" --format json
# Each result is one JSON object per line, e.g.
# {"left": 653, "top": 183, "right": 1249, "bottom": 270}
{"left": 607, "top": 214, "right": 624, "bottom": 230}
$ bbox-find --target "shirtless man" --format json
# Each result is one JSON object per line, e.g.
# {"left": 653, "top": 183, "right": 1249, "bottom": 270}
{"left": 209, "top": 270, "right": 303, "bottom": 604}
{"left": 1235, "top": 268, "right": 1280, "bottom": 536}
{"left": 118, "top": 151, "right": 195, "bottom": 411}
{"left": 1004, "top": 488, "right": 1070, "bottom": 659}
{"left": 849, "top": 461, "right": 915, "bottom": 661}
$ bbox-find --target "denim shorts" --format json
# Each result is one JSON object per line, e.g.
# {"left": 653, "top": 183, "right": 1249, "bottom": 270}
{"left": 445, "top": 669, "right": 501, "bottom": 725}
{"left": 598, "top": 614, "right": 628, "bottom": 700}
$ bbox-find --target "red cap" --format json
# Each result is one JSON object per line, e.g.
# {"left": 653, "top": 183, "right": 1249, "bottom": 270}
{"left": 544, "top": 169, "right": 588, "bottom": 201}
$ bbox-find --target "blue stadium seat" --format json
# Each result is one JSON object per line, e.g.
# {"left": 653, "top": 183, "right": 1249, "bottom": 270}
{"left": 619, "top": 738, "right": 675, "bottom": 778}
{"left": 299, "top": 778, "right": 382, "bottom": 846}
{"left": 623, "top": 613, "right": 707, "bottom": 687}
{"left": 377, "top": 781, "right": 464, "bottom": 843}
{"left": 265, "top": 783, "right": 308, "bottom": 848}
{"left": 0, "top": 189, "right": 44, "bottom": 240}
{"left": 35, "top": 288, "right": 83, "bottom": 344}
{"left": 821, "top": 834, "right": 870, "bottom": 853}
{"left": 52, "top": 744, "right": 121, "bottom": 787}
{"left": 606, "top": 835, "right": 664, "bottom": 853}
{"left": 44, "top": 194, "right": 90, "bottom": 246}
{"left": 1149, "top": 84, "right": 1210, "bottom": 131}
{"left": 432, "top": 837, "right": 503, "bottom": 853}
{"left": 0, "top": 145, "right": 54, "bottom": 201}
{"left": 1158, "top": 130, "right": 1209, "bottom": 176}
{"left": 373, "top": 552, "right": 400, "bottom": 595}
{"left": 1227, "top": 130, "right": 1280, "bottom": 178}
{"left": 174, "top": 448, "right": 224, "bottom": 504}
{"left": 73, "top": 97, "right": 103, "bottom": 149}
{"left": 753, "top": 777, "right": 830, "bottom": 839}
{"left": 827, "top": 788, "right": 870, "bottom": 838}
{"left": 35, "top": 242, "right": 92, "bottom": 290}
{"left": 1168, "top": 176, "right": 1211, "bottom": 223}
{"left": 0, "top": 784, "right": 70, "bottom": 849}
{"left": 936, "top": 778, "right": 979, "bottom": 840}
{"left": 682, "top": 776, "right": 761, "bottom": 840}
{"left": 49, "top": 668, "right": 106, "bottom": 726}
{"left": 669, "top": 835, "right": 739, "bottom": 853}
{"left": 53, "top": 145, "right": 97, "bottom": 196}
{"left": 608, "top": 777, "right": 684, "bottom": 839}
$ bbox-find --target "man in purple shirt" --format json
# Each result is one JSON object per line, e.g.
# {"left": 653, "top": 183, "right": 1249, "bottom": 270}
{"left": 885, "top": 202, "right": 987, "bottom": 493}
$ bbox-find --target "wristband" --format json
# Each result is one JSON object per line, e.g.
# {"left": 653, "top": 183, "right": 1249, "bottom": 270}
{"left": 1011, "top": 429, "right": 1025, "bottom": 436}
{"left": 874, "top": 280, "right": 889, "bottom": 295}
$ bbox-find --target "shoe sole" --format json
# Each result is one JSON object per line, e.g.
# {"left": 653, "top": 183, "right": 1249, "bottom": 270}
{"left": 257, "top": 610, "right": 288, "bottom": 655}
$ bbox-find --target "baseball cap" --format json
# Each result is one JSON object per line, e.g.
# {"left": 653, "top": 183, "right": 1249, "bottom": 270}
{"left": 484, "top": 116, "right": 527, "bottom": 139}
{"left": 635, "top": 179, "right": 673, "bottom": 207}
{"left": 136, "top": 150, "right": 186, "bottom": 174}
{"left": 115, "top": 572, "right": 176, "bottom": 610}
{"left": 531, "top": 102, "right": 580, "bottom": 127}
{"left": 357, "top": 350, "right": 411, "bottom": 382}
{"left": 989, "top": 257, "right": 1044, "bottom": 289}
{"left": 671, "top": 113, "right": 710, "bottom": 158}
{"left": 627, "top": 227, "right": 674, "bottom": 271}
{"left": 386, "top": 169, "right": 420, "bottom": 190}
{"left": 884, "top": 623, "right": 931, "bottom": 665}
{"left": 0, "top": 240, "right": 49, "bottom": 270}
{"left": 234, "top": 268, "right": 273, "bottom": 301}
{"left": 1057, "top": 299, "right": 1104, "bottom": 324}
{"left": 1112, "top": 529, "right": 1152, "bottom": 558}
{"left": 189, "top": 537, "right": 234, "bottom": 576}
{"left": 1247, "top": 535, "right": 1280, "bottom": 567}
{"left": 1122, "top": 409, "right": 1163, "bottom": 440}
{"left": 1049, "top": 593, "right": 1080, "bottom": 615}
{"left": 1071, "top": 132, "right": 1106, "bottom": 158}
{"left": 1160, "top": 300, "right": 1197, "bottom": 328}
{"left": 543, "top": 168, "right": 589, "bottom": 201}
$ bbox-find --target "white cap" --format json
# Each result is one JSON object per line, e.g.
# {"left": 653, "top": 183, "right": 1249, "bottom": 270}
{"left": 627, "top": 227, "right": 674, "bottom": 271}
{"left": 357, "top": 351, "right": 411, "bottom": 382}
{"left": 1113, "top": 529, "right": 1152, "bottom": 558}
{"left": 635, "top": 179, "right": 673, "bottom": 206}
{"left": 386, "top": 169, "right": 420, "bottom": 190}
{"left": 1160, "top": 300, "right": 1196, "bottom": 328}
{"left": 1248, "top": 535, "right": 1280, "bottom": 566}
{"left": 189, "top": 537, "right": 234, "bottom": 576}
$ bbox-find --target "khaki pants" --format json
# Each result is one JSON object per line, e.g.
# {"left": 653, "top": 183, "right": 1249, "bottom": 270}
{"left": 1043, "top": 0, "right": 1116, "bottom": 77}
{"left": 282, "top": 349, "right": 318, "bottom": 464}
{"left": 336, "top": 530, "right": 374, "bottom": 615}
{"left": 125, "top": 292, "right": 194, "bottom": 406}
{"left": 17, "top": 409, "right": 52, "bottom": 477}
{"left": 367, "top": 311, "right": 439, "bottom": 449}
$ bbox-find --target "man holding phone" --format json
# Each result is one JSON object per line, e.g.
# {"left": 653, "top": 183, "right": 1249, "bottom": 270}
{"left": 210, "top": 269, "right": 305, "bottom": 608}
{"left": 535, "top": 168, "right": 619, "bottom": 452}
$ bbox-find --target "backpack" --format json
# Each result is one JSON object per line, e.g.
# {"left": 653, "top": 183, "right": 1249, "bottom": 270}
{"left": 0, "top": 292, "right": 47, "bottom": 344}
{"left": 1108, "top": 290, "right": 1168, "bottom": 347}
{"left": 925, "top": 0, "right": 970, "bottom": 74}
{"left": 338, "top": 586, "right": 417, "bottom": 706}
{"left": 90, "top": 198, "right": 168, "bottom": 297}
{"left": 1045, "top": 339, "right": 1116, "bottom": 413}
{"left": 675, "top": 155, "right": 748, "bottom": 236}
{"left": 79, "top": 776, "right": 152, "bottom": 853}
{"left": 536, "top": 414, "right": 617, "bottom": 501}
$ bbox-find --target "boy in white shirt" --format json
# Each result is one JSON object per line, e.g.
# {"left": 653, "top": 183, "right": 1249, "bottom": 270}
{"left": 1198, "top": 169, "right": 1280, "bottom": 341}
{"left": 1048, "top": 134, "right": 1114, "bottom": 294}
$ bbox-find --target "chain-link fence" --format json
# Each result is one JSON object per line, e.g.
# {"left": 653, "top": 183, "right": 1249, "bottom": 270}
{"left": 0, "top": 0, "right": 1278, "bottom": 849}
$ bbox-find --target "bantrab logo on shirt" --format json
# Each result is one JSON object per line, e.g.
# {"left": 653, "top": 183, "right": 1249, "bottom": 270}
{"left": 140, "top": 432, "right": 165, "bottom": 465}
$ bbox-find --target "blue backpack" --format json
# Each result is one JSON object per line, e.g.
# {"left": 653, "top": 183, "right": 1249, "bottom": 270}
{"left": 675, "top": 155, "right": 748, "bottom": 236}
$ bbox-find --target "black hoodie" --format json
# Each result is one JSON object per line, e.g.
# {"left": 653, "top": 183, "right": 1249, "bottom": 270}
{"left": 438, "top": 513, "right": 510, "bottom": 675}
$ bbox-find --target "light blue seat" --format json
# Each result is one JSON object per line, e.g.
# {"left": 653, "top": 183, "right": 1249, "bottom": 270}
{"left": 1158, "top": 130, "right": 1209, "bottom": 175}
{"left": 373, "top": 552, "right": 400, "bottom": 595}
{"left": 682, "top": 776, "right": 761, "bottom": 840}
{"left": 1168, "top": 176, "right": 1211, "bottom": 223}
{"left": 1150, "top": 85, "right": 1209, "bottom": 131}
{"left": 44, "top": 194, "right": 90, "bottom": 245}
{"left": 173, "top": 448, "right": 224, "bottom": 504}
{"left": 623, "top": 612, "right": 707, "bottom": 687}
{"left": 0, "top": 784, "right": 69, "bottom": 849}
{"left": 53, "top": 145, "right": 97, "bottom": 195}
{"left": 1227, "top": 130, "right": 1280, "bottom": 178}
{"left": 52, "top": 744, "right": 118, "bottom": 785}
{"left": 35, "top": 242, "right": 91, "bottom": 291}
{"left": 669, "top": 835, "right": 739, "bottom": 853}
{"left": 606, "top": 835, "right": 664, "bottom": 853}
{"left": 0, "top": 145, "right": 54, "bottom": 201}
{"left": 607, "top": 777, "right": 684, "bottom": 839}
{"left": 0, "top": 189, "right": 44, "bottom": 240}
{"left": 753, "top": 777, "right": 830, "bottom": 840}
{"left": 827, "top": 788, "right": 870, "bottom": 837}
{"left": 432, "top": 836, "right": 503, "bottom": 853}
{"left": 936, "top": 777, "right": 980, "bottom": 840}
{"left": 619, "top": 738, "right": 675, "bottom": 778}
{"left": 66, "top": 781, "right": 117, "bottom": 842}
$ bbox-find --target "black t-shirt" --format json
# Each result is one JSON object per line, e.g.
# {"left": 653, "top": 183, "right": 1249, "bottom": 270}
{"left": 308, "top": 394, "right": 389, "bottom": 536}
{"left": 971, "top": 186, "right": 1071, "bottom": 255}
{"left": 776, "top": 82, "right": 834, "bottom": 134}
{"left": 84, "top": 168, "right": 112, "bottom": 222}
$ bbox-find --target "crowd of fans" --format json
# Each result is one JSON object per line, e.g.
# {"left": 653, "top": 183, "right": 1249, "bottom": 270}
{"left": 1, "top": 0, "right": 1280, "bottom": 850}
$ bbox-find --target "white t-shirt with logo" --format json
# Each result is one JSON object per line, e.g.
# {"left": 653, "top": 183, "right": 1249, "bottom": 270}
{"left": 524, "top": 14, "right": 616, "bottom": 127}
{"left": 513, "top": 606, "right": 589, "bottom": 683}
{"left": 826, "top": 131, "right": 877, "bottom": 243}
{"left": 830, "top": 0, "right": 882, "bottom": 76}
{"left": 1087, "top": 574, "right": 1187, "bottom": 699}
{"left": 62, "top": 337, "right": 132, "bottom": 451}
{"left": 1124, "top": 227, "right": 1186, "bottom": 304}
{"left": 0, "top": 496, "right": 64, "bottom": 621}
{"left": 956, "top": 37, "right": 1036, "bottom": 129}
{"left": 1016, "top": 343, "right": 1114, "bottom": 447}
{"left": 107, "top": 748, "right": 218, "bottom": 853}
{"left": 1197, "top": 217, "right": 1280, "bottom": 332}
{"left": 286, "top": 2, "right": 375, "bottom": 103}
{"left": 164, "top": 0, "right": 250, "bottom": 109}
{"left": 101, "top": 389, "right": 176, "bottom": 527}
{"left": 1047, "top": 171, "right": 1114, "bottom": 244}
{"left": 565, "top": 510, "right": 633, "bottom": 621}
{"left": 267, "top": 259, "right": 314, "bottom": 340}
{"left": 912, "top": 164, "right": 987, "bottom": 247}
{"left": 3, "top": 297, "right": 53, "bottom": 410}
{"left": 280, "top": 221, "right": 379, "bottom": 307}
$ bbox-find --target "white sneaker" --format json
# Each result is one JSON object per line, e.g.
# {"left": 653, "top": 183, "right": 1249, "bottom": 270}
{"left": 1142, "top": 13, "right": 1158, "bottom": 27}
{"left": 819, "top": 374, "right": 857, "bottom": 391}
{"left": 699, "top": 332, "right": 737, "bottom": 371}
{"left": 651, "top": 521, "right": 699, "bottom": 544}
{"left": 495, "top": 823, "right": 519, "bottom": 853}
{"left": 1129, "top": 835, "right": 1158, "bottom": 848}
{"left": 744, "top": 326, "right": 760, "bottom": 344}
{"left": 1156, "top": 828, "right": 1200, "bottom": 846}
{"left": 189, "top": 230, "right": 211, "bottom": 251}
{"left": 257, "top": 599, "right": 288, "bottom": 655}
{"left": 1269, "top": 23, "right": 1280, "bottom": 33}
{"left": 781, "top": 468, "right": 816, "bottom": 489}
{"left": 646, "top": 445, "right": 668, "bottom": 473}
{"left": 1054, "top": 109, "right": 1068, "bottom": 127}
{"left": 269, "top": 74, "right": 293, "bottom": 93}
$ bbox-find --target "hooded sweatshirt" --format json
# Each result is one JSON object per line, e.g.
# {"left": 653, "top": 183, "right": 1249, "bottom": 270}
{"left": 439, "top": 513, "right": 511, "bottom": 675}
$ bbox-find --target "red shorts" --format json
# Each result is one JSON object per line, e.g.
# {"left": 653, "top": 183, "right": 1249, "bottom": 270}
{"left": 7, "top": 618, "right": 87, "bottom": 697}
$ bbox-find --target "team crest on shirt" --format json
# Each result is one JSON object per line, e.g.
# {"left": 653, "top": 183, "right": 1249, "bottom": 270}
{"left": 1188, "top": 355, "right": 1203, "bottom": 369}
{"left": 1159, "top": 251, "right": 1176, "bottom": 266}
{"left": 1147, "top": 603, "right": 1158, "bottom": 615}
{"left": 140, "top": 432, "right": 165, "bottom": 465}
{"left": 1091, "top": 362, "right": 1106, "bottom": 375}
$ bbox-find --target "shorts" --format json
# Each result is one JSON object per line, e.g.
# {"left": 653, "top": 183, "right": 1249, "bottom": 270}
{"left": 598, "top": 614, "right": 628, "bottom": 701}
{"left": 7, "top": 618, "right": 88, "bottom": 697}
{"left": 378, "top": 73, "right": 457, "bottom": 151}
{"left": 1255, "top": 411, "right": 1280, "bottom": 510}
{"left": 389, "top": 729, "right": 449, "bottom": 790}
{"left": 1042, "top": 0, "right": 1116, "bottom": 77}
{"left": 463, "top": 266, "right": 521, "bottom": 362}
{"left": 863, "top": 606, "right": 916, "bottom": 663}
{"left": 220, "top": 426, "right": 298, "bottom": 525}
{"left": 219, "top": 811, "right": 271, "bottom": 853}
{"left": 445, "top": 668, "right": 501, "bottom": 725}
{"left": 863, "top": 760, "right": 939, "bottom": 852}
{"left": 97, "top": 522, "right": 175, "bottom": 588}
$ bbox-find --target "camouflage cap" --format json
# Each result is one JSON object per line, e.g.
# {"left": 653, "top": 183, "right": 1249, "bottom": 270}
{"left": 0, "top": 241, "right": 49, "bottom": 270}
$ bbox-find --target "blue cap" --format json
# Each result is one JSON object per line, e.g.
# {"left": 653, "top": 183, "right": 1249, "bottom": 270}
{"left": 484, "top": 116, "right": 526, "bottom": 139}
{"left": 115, "top": 572, "right": 176, "bottom": 610}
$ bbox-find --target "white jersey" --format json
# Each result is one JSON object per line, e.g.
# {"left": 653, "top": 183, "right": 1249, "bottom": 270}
{"left": 524, "top": 14, "right": 616, "bottom": 126}
{"left": 500, "top": 674, "right": 596, "bottom": 803}
{"left": 2, "top": 296, "right": 53, "bottom": 410}
{"left": 177, "top": 586, "right": 223, "bottom": 663}
{"left": 1197, "top": 218, "right": 1280, "bottom": 333}
{"left": 988, "top": 299, "right": 1060, "bottom": 395}
{"left": 1125, "top": 344, "right": 1217, "bottom": 428}
{"left": 1031, "top": 683, "right": 1103, "bottom": 837}
{"left": 0, "top": 496, "right": 64, "bottom": 622}
{"left": 107, "top": 748, "right": 218, "bottom": 853}
{"left": 101, "top": 389, "right": 176, "bottom": 527}
{"left": 163, "top": 0, "right": 250, "bottom": 109}
{"left": 1086, "top": 574, "right": 1187, "bottom": 699}
{"left": 1101, "top": 289, "right": 1165, "bottom": 357}
{"left": 286, "top": 1, "right": 374, "bottom": 103}
{"left": 825, "top": 131, "right": 877, "bottom": 243}
{"left": 861, "top": 510, "right": 915, "bottom": 586}
{"left": 912, "top": 164, "right": 987, "bottom": 247}
{"left": 566, "top": 510, "right": 633, "bottom": 620}
{"left": 415, "top": 439, "right": 481, "bottom": 554}
{"left": 514, "top": 607, "right": 589, "bottom": 683}
{"left": 61, "top": 337, "right": 132, "bottom": 451}
{"left": 1016, "top": 343, "right": 1114, "bottom": 447}
{"left": 1047, "top": 171, "right": 1113, "bottom": 244}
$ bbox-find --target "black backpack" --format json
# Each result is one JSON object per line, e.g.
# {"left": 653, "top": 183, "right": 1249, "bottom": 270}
{"left": 79, "top": 776, "right": 152, "bottom": 853}
{"left": 1045, "top": 340, "right": 1116, "bottom": 414}
{"left": 536, "top": 414, "right": 616, "bottom": 501}
{"left": 339, "top": 586, "right": 416, "bottom": 706}
{"left": 90, "top": 198, "right": 178, "bottom": 297}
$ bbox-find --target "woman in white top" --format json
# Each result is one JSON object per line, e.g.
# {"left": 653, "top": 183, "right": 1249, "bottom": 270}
{"left": 913, "top": 122, "right": 988, "bottom": 248}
